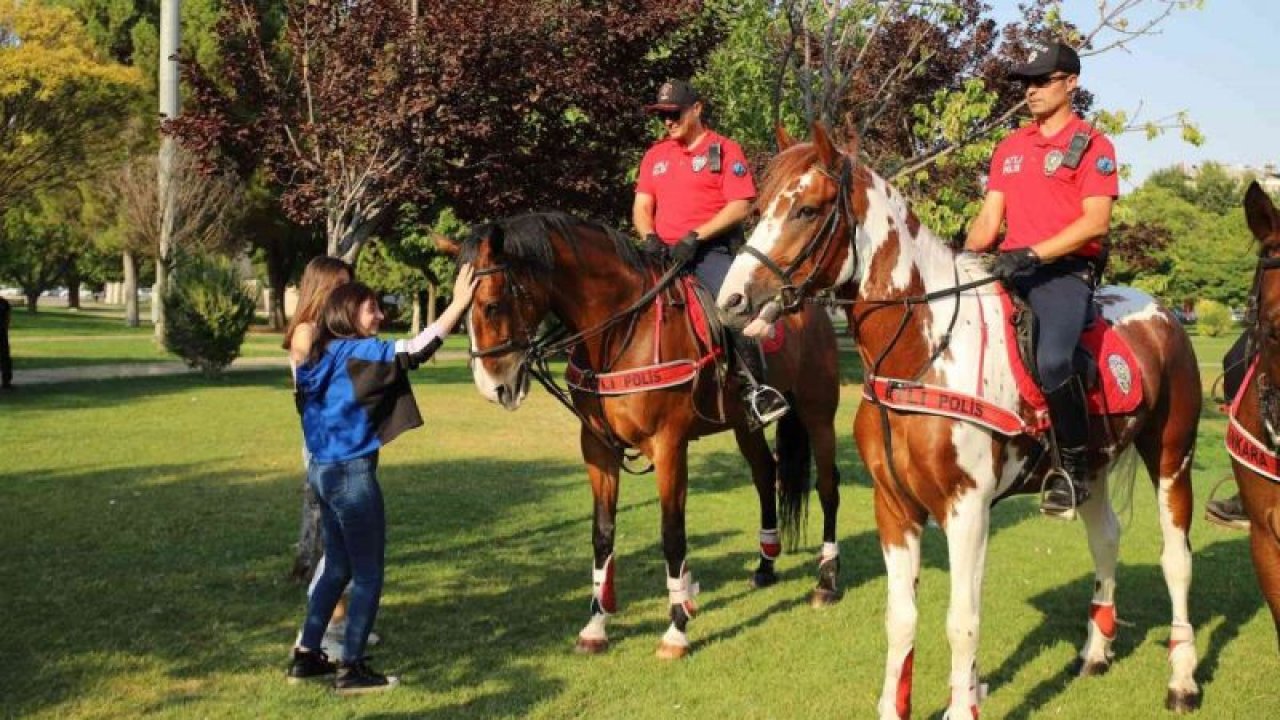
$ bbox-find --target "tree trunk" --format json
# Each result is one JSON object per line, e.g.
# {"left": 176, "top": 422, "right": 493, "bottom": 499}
{"left": 426, "top": 281, "right": 438, "bottom": 326}
{"left": 265, "top": 240, "right": 290, "bottom": 331}
{"left": 411, "top": 291, "right": 423, "bottom": 334}
{"left": 269, "top": 282, "right": 287, "bottom": 331}
{"left": 123, "top": 251, "right": 139, "bottom": 327}
{"left": 66, "top": 260, "right": 81, "bottom": 310}
{"left": 153, "top": 256, "right": 167, "bottom": 335}
{"left": 24, "top": 291, "right": 38, "bottom": 313}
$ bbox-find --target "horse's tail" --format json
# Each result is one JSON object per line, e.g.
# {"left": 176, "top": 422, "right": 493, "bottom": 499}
{"left": 1107, "top": 444, "right": 1141, "bottom": 525}
{"left": 775, "top": 402, "right": 812, "bottom": 551}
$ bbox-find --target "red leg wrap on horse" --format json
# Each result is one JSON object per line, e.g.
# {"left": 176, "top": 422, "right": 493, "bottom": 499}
{"left": 896, "top": 648, "right": 914, "bottom": 718}
{"left": 1090, "top": 601, "right": 1116, "bottom": 640}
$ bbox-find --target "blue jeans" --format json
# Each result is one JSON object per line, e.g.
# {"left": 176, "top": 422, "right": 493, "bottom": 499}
{"left": 299, "top": 452, "right": 385, "bottom": 663}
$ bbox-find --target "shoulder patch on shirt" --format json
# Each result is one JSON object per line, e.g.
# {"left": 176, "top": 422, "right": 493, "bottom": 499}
{"left": 653, "top": 161, "right": 668, "bottom": 177}
{"left": 732, "top": 161, "right": 747, "bottom": 177}
{"left": 1095, "top": 155, "right": 1116, "bottom": 175}
{"left": 1002, "top": 155, "right": 1023, "bottom": 175}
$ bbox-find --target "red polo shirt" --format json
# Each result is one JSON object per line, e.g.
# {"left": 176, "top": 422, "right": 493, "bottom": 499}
{"left": 987, "top": 114, "right": 1118, "bottom": 257}
{"left": 636, "top": 130, "right": 756, "bottom": 243}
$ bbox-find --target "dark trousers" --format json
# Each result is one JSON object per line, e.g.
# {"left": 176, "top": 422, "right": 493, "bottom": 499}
{"left": 0, "top": 325, "right": 11, "bottom": 387}
{"left": 691, "top": 242, "right": 734, "bottom": 296}
{"left": 300, "top": 452, "right": 385, "bottom": 663}
{"left": 1013, "top": 260, "right": 1094, "bottom": 390}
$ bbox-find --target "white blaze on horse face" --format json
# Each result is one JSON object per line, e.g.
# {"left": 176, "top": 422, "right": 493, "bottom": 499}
{"left": 717, "top": 170, "right": 818, "bottom": 310}
{"left": 468, "top": 320, "right": 527, "bottom": 410}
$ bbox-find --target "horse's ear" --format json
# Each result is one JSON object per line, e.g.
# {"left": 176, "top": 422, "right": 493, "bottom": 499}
{"left": 1245, "top": 181, "right": 1280, "bottom": 246}
{"left": 433, "top": 233, "right": 460, "bottom": 257}
{"left": 774, "top": 124, "right": 796, "bottom": 152}
{"left": 811, "top": 121, "right": 840, "bottom": 169}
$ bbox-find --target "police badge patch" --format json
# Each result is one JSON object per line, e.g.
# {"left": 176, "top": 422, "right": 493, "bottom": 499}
{"left": 653, "top": 161, "right": 668, "bottom": 177}
{"left": 732, "top": 161, "right": 747, "bottom": 177}
{"left": 1096, "top": 155, "right": 1116, "bottom": 175}
{"left": 1107, "top": 353, "right": 1132, "bottom": 395}
{"left": 1043, "top": 149, "right": 1064, "bottom": 176}
{"left": 691, "top": 155, "right": 707, "bottom": 172}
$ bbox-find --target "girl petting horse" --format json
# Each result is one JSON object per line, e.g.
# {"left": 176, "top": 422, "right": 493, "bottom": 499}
{"left": 717, "top": 125, "right": 1202, "bottom": 717}
{"left": 288, "top": 269, "right": 475, "bottom": 694}
{"left": 437, "top": 212, "right": 842, "bottom": 659}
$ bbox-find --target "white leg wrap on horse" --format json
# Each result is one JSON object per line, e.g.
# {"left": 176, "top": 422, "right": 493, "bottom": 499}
{"left": 666, "top": 565, "right": 700, "bottom": 607}
{"left": 759, "top": 528, "right": 781, "bottom": 560}
{"left": 820, "top": 541, "right": 839, "bottom": 564}
{"left": 661, "top": 624, "right": 690, "bottom": 649}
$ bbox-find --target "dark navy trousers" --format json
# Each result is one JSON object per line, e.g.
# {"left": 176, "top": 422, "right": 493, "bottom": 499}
{"left": 1012, "top": 259, "right": 1095, "bottom": 390}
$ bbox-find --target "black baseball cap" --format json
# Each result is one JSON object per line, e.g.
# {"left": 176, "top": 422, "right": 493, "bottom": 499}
{"left": 644, "top": 80, "right": 700, "bottom": 113}
{"left": 1009, "top": 42, "right": 1081, "bottom": 79}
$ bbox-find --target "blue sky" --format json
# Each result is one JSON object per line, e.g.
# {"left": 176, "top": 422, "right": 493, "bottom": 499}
{"left": 989, "top": 1, "right": 1280, "bottom": 190}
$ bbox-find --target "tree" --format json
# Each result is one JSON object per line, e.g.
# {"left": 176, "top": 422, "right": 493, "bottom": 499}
{"left": 0, "top": 192, "right": 82, "bottom": 312}
{"left": 168, "top": 0, "right": 721, "bottom": 264}
{"left": 0, "top": 1, "right": 145, "bottom": 213}
{"left": 110, "top": 149, "right": 245, "bottom": 325}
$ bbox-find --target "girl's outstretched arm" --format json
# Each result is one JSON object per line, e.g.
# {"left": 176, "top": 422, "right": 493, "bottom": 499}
{"left": 396, "top": 263, "right": 476, "bottom": 367}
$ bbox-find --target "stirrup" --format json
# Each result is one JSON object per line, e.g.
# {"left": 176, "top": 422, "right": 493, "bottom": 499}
{"left": 1039, "top": 466, "right": 1079, "bottom": 521}
{"left": 746, "top": 384, "right": 790, "bottom": 426}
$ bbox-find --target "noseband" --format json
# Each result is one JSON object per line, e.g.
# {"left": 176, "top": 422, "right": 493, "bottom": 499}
{"left": 741, "top": 154, "right": 857, "bottom": 313}
{"left": 467, "top": 264, "right": 536, "bottom": 360}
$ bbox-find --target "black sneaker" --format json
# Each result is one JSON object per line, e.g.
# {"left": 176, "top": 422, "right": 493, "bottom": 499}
{"left": 286, "top": 647, "right": 336, "bottom": 684}
{"left": 334, "top": 658, "right": 399, "bottom": 696}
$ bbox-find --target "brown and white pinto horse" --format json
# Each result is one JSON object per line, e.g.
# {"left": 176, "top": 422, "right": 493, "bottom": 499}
{"left": 1225, "top": 181, "right": 1280, "bottom": 648}
{"left": 717, "top": 126, "right": 1202, "bottom": 717}
{"left": 439, "top": 212, "right": 842, "bottom": 658}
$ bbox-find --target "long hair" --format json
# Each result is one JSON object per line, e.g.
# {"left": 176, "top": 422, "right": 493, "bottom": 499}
{"left": 283, "top": 256, "right": 354, "bottom": 350}
{"left": 308, "top": 282, "right": 380, "bottom": 365}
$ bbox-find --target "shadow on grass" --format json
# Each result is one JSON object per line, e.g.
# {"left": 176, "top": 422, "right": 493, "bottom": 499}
{"left": 980, "top": 536, "right": 1260, "bottom": 719}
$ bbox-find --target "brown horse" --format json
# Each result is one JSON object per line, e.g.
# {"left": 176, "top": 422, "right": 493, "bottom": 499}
{"left": 437, "top": 212, "right": 842, "bottom": 658}
{"left": 717, "top": 125, "right": 1202, "bottom": 716}
{"left": 1225, "top": 181, "right": 1280, "bottom": 649}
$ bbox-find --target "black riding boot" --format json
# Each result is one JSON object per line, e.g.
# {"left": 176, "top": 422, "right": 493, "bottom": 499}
{"left": 728, "top": 328, "right": 789, "bottom": 430}
{"left": 1041, "top": 375, "right": 1091, "bottom": 519}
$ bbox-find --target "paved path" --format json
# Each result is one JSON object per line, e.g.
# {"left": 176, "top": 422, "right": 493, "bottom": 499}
{"left": 14, "top": 350, "right": 474, "bottom": 385}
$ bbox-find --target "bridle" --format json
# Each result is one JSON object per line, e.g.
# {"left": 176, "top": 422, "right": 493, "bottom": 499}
{"left": 1247, "top": 253, "right": 1280, "bottom": 442}
{"left": 740, "top": 154, "right": 858, "bottom": 313}
{"left": 467, "top": 264, "right": 538, "bottom": 360}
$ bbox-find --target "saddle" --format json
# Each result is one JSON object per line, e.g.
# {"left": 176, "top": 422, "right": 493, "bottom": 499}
{"left": 999, "top": 286, "right": 1142, "bottom": 421}
{"left": 564, "top": 274, "right": 783, "bottom": 397}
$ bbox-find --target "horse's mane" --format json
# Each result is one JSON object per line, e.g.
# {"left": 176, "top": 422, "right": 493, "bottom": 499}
{"left": 460, "top": 212, "right": 647, "bottom": 274}
{"left": 757, "top": 144, "right": 820, "bottom": 212}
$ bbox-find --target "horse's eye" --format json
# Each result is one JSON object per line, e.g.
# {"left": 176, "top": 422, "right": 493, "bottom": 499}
{"left": 483, "top": 302, "right": 500, "bottom": 319}
{"left": 795, "top": 205, "right": 820, "bottom": 221}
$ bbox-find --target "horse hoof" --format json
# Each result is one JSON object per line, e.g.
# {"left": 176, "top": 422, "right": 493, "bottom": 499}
{"left": 809, "top": 588, "right": 840, "bottom": 608}
{"left": 1078, "top": 660, "right": 1110, "bottom": 677}
{"left": 655, "top": 642, "right": 690, "bottom": 660}
{"left": 1165, "top": 688, "right": 1201, "bottom": 714}
{"left": 574, "top": 636, "right": 609, "bottom": 655}
{"left": 750, "top": 570, "right": 779, "bottom": 589}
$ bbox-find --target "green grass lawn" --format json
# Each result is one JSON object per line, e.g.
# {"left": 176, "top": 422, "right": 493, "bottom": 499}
{"left": 1, "top": 338, "right": 1277, "bottom": 719}
{"left": 6, "top": 304, "right": 476, "bottom": 370}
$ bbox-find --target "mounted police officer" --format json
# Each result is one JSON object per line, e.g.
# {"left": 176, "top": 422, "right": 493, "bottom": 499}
{"left": 965, "top": 42, "right": 1119, "bottom": 519}
{"left": 633, "top": 79, "right": 788, "bottom": 428}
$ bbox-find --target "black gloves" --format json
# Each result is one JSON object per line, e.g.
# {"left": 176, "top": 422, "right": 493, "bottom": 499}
{"left": 989, "top": 248, "right": 1040, "bottom": 282}
{"left": 643, "top": 233, "right": 665, "bottom": 256}
{"left": 669, "top": 231, "right": 700, "bottom": 267}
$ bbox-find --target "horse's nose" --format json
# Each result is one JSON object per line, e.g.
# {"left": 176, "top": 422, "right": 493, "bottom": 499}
{"left": 722, "top": 292, "right": 747, "bottom": 314}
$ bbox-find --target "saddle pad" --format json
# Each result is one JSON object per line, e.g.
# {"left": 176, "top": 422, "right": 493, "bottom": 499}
{"left": 998, "top": 286, "right": 1142, "bottom": 417}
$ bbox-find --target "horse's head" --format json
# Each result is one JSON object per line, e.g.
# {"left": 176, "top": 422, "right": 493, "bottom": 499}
{"left": 441, "top": 224, "right": 548, "bottom": 410}
{"left": 718, "top": 123, "right": 863, "bottom": 324}
{"left": 1247, "top": 183, "right": 1280, "bottom": 411}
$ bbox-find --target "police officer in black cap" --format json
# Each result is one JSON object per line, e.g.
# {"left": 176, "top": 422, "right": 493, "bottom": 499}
{"left": 966, "top": 41, "right": 1119, "bottom": 519}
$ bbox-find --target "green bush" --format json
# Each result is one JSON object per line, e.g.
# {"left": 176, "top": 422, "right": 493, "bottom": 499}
{"left": 1195, "top": 298, "right": 1233, "bottom": 337}
{"left": 162, "top": 254, "right": 257, "bottom": 376}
